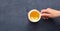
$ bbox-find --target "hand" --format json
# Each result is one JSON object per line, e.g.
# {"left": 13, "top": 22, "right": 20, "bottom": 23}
{"left": 41, "top": 8, "right": 60, "bottom": 19}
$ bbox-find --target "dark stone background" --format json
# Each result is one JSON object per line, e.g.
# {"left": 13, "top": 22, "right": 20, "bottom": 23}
{"left": 0, "top": 0, "right": 60, "bottom": 31}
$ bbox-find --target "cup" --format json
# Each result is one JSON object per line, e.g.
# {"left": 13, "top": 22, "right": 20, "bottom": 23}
{"left": 28, "top": 9, "right": 41, "bottom": 22}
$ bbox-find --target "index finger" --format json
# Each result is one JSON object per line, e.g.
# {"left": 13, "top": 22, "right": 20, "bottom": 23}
{"left": 41, "top": 9, "right": 47, "bottom": 13}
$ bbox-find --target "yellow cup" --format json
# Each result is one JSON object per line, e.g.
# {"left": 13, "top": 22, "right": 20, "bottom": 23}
{"left": 28, "top": 9, "right": 41, "bottom": 22}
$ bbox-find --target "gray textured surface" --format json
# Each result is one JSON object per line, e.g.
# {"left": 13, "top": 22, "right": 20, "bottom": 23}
{"left": 0, "top": 0, "right": 60, "bottom": 31}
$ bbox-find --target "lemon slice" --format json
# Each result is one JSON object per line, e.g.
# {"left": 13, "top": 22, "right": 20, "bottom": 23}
{"left": 28, "top": 9, "right": 41, "bottom": 22}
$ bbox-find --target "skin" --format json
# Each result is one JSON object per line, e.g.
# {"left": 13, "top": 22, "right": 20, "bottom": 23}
{"left": 41, "top": 8, "right": 60, "bottom": 19}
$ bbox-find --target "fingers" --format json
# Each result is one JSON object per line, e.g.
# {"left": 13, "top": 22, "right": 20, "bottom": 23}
{"left": 41, "top": 8, "right": 52, "bottom": 14}
{"left": 41, "top": 14, "right": 50, "bottom": 19}
{"left": 40, "top": 8, "right": 52, "bottom": 19}
{"left": 41, "top": 9, "right": 47, "bottom": 13}
{"left": 41, "top": 14, "right": 50, "bottom": 17}
{"left": 41, "top": 8, "right": 51, "bottom": 17}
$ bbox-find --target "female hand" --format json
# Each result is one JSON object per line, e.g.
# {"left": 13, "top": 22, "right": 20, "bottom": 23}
{"left": 41, "top": 8, "right": 60, "bottom": 19}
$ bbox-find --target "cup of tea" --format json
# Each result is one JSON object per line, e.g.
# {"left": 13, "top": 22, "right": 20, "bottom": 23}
{"left": 28, "top": 9, "right": 41, "bottom": 22}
